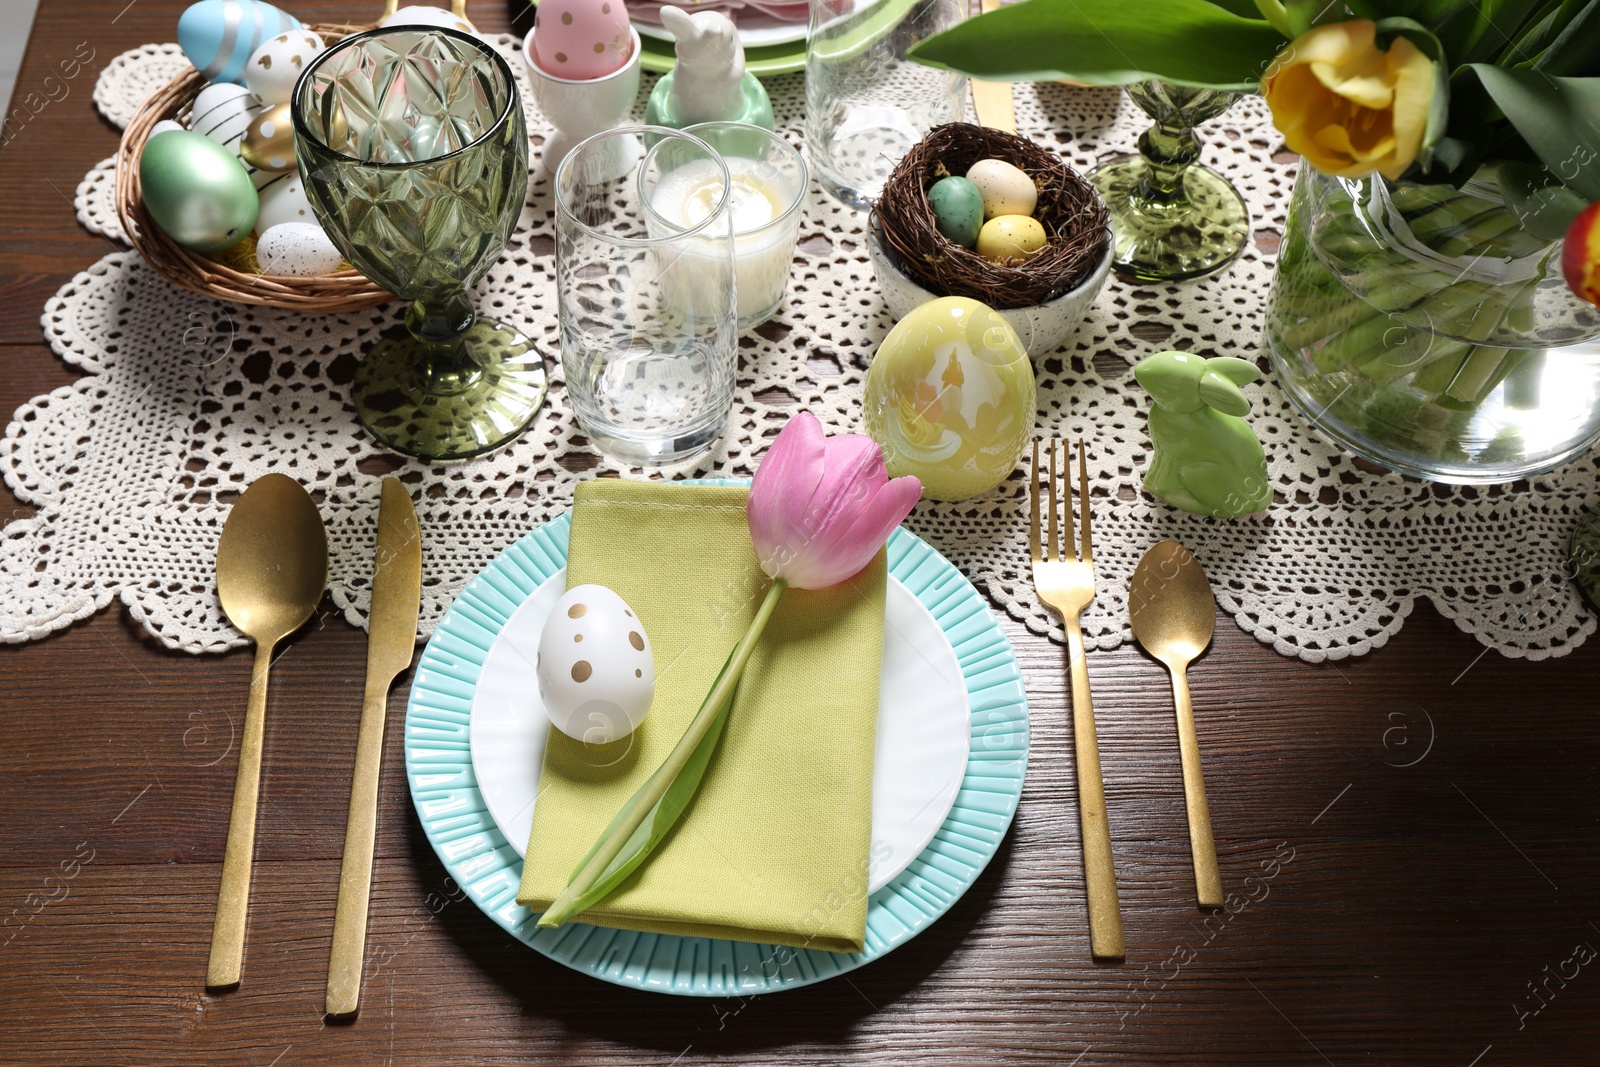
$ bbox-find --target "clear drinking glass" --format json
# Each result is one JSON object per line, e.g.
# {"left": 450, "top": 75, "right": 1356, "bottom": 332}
{"left": 554, "top": 126, "right": 738, "bottom": 465}
{"left": 804, "top": 0, "right": 967, "bottom": 209}
{"left": 293, "top": 27, "right": 546, "bottom": 461}
{"left": 643, "top": 121, "right": 807, "bottom": 330}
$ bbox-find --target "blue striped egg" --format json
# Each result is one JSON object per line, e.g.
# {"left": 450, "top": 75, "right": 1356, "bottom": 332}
{"left": 178, "top": 0, "right": 303, "bottom": 84}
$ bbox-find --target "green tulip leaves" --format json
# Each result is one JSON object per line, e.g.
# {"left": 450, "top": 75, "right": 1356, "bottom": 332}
{"left": 906, "top": 0, "right": 1286, "bottom": 91}
{"left": 1468, "top": 65, "right": 1600, "bottom": 201}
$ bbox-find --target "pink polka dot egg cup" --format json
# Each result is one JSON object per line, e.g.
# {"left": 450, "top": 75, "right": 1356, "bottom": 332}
{"left": 523, "top": 23, "right": 643, "bottom": 178}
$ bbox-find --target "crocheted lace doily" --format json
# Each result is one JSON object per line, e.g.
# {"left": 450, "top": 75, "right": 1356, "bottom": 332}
{"left": 9, "top": 40, "right": 1598, "bottom": 661}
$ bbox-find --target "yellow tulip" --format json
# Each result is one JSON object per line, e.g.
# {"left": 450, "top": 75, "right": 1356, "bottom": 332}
{"left": 1261, "top": 20, "right": 1435, "bottom": 181}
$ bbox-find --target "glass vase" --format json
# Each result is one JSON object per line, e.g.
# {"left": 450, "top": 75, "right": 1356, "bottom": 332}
{"left": 1266, "top": 161, "right": 1600, "bottom": 483}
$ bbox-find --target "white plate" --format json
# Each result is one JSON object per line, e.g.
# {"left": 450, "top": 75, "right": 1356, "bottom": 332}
{"left": 634, "top": 15, "right": 809, "bottom": 49}
{"left": 468, "top": 570, "right": 969, "bottom": 894}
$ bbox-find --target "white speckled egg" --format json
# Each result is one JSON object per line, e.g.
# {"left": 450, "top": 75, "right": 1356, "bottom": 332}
{"left": 380, "top": 5, "right": 483, "bottom": 39}
{"left": 256, "top": 222, "right": 343, "bottom": 276}
{"left": 244, "top": 30, "right": 325, "bottom": 107}
{"left": 146, "top": 119, "right": 187, "bottom": 144}
{"left": 536, "top": 584, "right": 654, "bottom": 744}
{"left": 178, "top": 0, "right": 302, "bottom": 84}
{"left": 254, "top": 173, "right": 316, "bottom": 233}
{"left": 188, "top": 82, "right": 262, "bottom": 151}
{"left": 965, "top": 158, "right": 1038, "bottom": 220}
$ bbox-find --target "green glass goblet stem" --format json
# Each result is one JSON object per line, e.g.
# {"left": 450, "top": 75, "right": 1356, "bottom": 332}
{"left": 293, "top": 26, "right": 546, "bottom": 461}
{"left": 1088, "top": 80, "right": 1250, "bottom": 283}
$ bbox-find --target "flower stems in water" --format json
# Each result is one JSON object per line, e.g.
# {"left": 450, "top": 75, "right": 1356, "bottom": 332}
{"left": 1266, "top": 171, "right": 1565, "bottom": 464}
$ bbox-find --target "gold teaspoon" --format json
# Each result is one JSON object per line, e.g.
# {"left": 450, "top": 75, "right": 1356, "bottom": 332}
{"left": 1129, "top": 540, "right": 1223, "bottom": 908}
{"left": 208, "top": 474, "right": 328, "bottom": 988}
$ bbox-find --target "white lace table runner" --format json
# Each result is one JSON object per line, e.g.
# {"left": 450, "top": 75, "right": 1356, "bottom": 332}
{"left": 5, "top": 38, "right": 1598, "bottom": 661}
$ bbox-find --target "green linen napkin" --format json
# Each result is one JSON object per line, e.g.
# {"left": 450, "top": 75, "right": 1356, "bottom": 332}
{"left": 515, "top": 479, "right": 885, "bottom": 953}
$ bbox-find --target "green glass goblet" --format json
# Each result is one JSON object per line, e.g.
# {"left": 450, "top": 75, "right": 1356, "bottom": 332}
{"left": 1088, "top": 80, "right": 1250, "bottom": 283}
{"left": 293, "top": 27, "right": 546, "bottom": 460}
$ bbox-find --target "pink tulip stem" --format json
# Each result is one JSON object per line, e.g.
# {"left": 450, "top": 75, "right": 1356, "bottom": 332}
{"left": 538, "top": 576, "right": 789, "bottom": 928}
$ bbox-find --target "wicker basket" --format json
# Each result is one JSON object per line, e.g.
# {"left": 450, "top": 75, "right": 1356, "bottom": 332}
{"left": 114, "top": 23, "right": 397, "bottom": 313}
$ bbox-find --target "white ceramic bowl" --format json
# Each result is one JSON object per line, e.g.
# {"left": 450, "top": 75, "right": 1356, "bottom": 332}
{"left": 867, "top": 223, "right": 1114, "bottom": 355}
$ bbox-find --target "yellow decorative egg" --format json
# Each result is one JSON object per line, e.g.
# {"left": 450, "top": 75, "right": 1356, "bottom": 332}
{"left": 240, "top": 102, "right": 296, "bottom": 171}
{"left": 977, "top": 214, "right": 1048, "bottom": 266}
{"left": 863, "top": 296, "right": 1036, "bottom": 502}
{"left": 966, "top": 158, "right": 1037, "bottom": 219}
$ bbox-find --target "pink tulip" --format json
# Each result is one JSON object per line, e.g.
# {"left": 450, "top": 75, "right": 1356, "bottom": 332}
{"left": 747, "top": 411, "right": 923, "bottom": 590}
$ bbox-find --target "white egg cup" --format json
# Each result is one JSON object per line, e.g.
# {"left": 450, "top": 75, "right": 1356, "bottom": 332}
{"left": 523, "top": 26, "right": 643, "bottom": 180}
{"left": 868, "top": 222, "right": 1115, "bottom": 357}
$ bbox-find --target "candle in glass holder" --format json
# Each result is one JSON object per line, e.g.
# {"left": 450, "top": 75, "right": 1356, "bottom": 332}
{"left": 646, "top": 123, "right": 807, "bottom": 328}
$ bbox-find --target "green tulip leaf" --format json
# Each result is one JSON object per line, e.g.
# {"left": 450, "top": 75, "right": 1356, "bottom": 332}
{"left": 1468, "top": 64, "right": 1600, "bottom": 200}
{"left": 1497, "top": 160, "right": 1591, "bottom": 239}
{"left": 1452, "top": 0, "right": 1542, "bottom": 65}
{"left": 1213, "top": 0, "right": 1277, "bottom": 18}
{"left": 558, "top": 697, "right": 735, "bottom": 917}
{"left": 907, "top": 0, "right": 1286, "bottom": 91}
{"left": 1530, "top": 0, "right": 1600, "bottom": 76}
{"left": 1501, "top": 0, "right": 1576, "bottom": 62}
{"left": 551, "top": 645, "right": 742, "bottom": 921}
{"left": 1374, "top": 15, "right": 1444, "bottom": 59}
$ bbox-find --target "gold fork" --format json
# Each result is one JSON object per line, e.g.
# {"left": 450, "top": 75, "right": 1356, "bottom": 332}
{"left": 1031, "top": 437, "right": 1124, "bottom": 960}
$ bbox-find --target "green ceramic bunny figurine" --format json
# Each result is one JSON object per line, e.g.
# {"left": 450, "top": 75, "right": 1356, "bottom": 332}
{"left": 1134, "top": 350, "right": 1271, "bottom": 518}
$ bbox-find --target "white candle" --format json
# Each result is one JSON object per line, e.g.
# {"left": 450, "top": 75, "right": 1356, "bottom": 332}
{"left": 649, "top": 155, "right": 804, "bottom": 326}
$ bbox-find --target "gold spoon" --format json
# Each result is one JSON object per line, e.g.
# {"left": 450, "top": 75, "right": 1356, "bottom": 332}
{"left": 207, "top": 474, "right": 328, "bottom": 989}
{"left": 1128, "top": 540, "right": 1223, "bottom": 908}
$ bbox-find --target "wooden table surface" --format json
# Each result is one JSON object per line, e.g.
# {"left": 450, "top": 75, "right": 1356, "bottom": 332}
{"left": 3, "top": 3, "right": 1599, "bottom": 1064}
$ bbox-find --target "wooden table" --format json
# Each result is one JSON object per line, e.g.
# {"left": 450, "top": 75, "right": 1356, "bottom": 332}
{"left": 3, "top": 3, "right": 1599, "bottom": 1063}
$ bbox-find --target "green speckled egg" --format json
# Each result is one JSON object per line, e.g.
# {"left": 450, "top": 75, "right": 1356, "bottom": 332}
{"left": 927, "top": 176, "right": 984, "bottom": 248}
{"left": 139, "top": 130, "right": 258, "bottom": 252}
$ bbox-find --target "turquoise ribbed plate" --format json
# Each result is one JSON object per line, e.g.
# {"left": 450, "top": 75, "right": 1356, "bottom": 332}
{"left": 403, "top": 491, "right": 1029, "bottom": 996}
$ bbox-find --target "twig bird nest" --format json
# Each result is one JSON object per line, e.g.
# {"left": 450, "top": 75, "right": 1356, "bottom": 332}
{"left": 874, "top": 123, "right": 1109, "bottom": 310}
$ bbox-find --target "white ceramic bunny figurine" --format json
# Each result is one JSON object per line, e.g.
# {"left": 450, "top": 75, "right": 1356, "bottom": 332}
{"left": 658, "top": 5, "right": 746, "bottom": 125}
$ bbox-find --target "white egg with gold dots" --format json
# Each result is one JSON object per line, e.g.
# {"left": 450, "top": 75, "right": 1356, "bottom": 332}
{"left": 536, "top": 584, "right": 655, "bottom": 744}
{"left": 255, "top": 173, "right": 316, "bottom": 233}
{"left": 244, "top": 30, "right": 326, "bottom": 107}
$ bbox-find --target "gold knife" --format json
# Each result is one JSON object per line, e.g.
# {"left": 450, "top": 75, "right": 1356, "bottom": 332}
{"left": 970, "top": 0, "right": 1017, "bottom": 133}
{"left": 325, "top": 477, "right": 422, "bottom": 1018}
